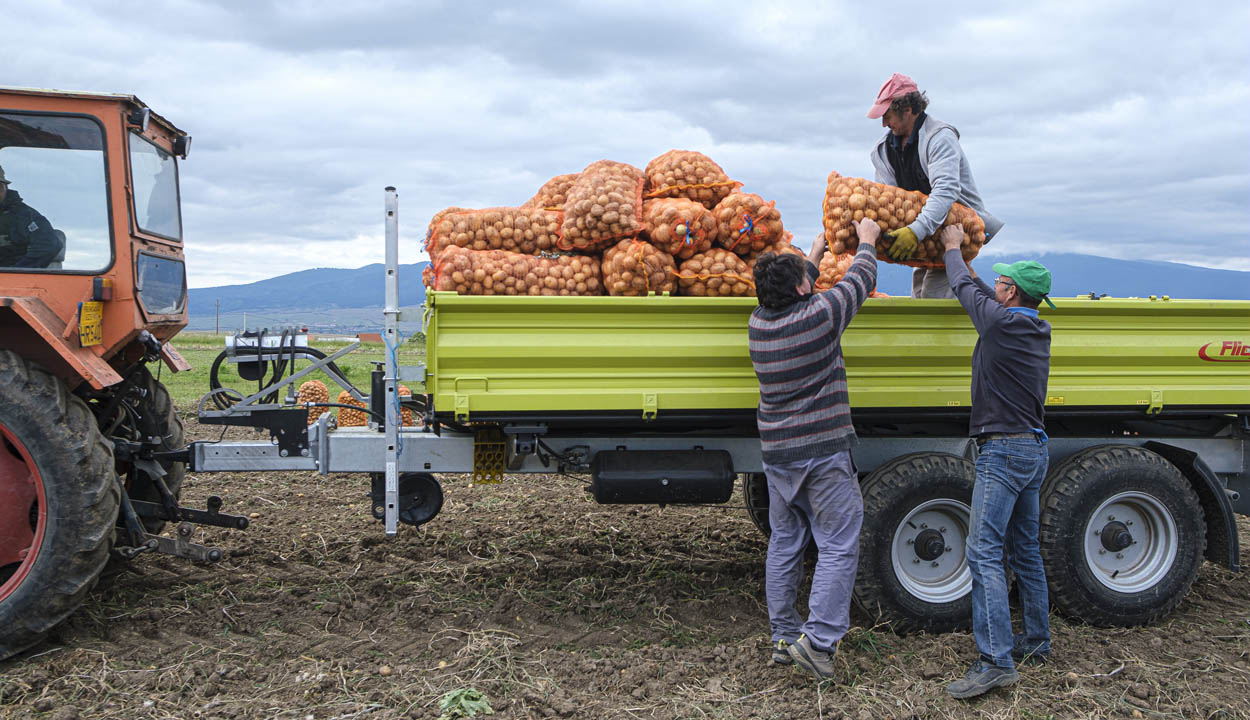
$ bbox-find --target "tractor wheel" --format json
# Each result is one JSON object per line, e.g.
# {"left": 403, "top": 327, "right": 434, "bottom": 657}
{"left": 0, "top": 350, "right": 119, "bottom": 661}
{"left": 122, "top": 366, "right": 186, "bottom": 534}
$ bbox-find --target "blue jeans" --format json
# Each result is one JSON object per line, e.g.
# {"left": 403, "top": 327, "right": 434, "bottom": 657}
{"left": 763, "top": 451, "right": 863, "bottom": 652}
{"left": 966, "top": 437, "right": 1050, "bottom": 668}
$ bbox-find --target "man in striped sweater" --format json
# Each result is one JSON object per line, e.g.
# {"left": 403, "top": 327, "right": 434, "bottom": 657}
{"left": 748, "top": 218, "right": 879, "bottom": 680}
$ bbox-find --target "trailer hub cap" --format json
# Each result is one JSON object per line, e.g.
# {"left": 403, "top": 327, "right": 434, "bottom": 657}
{"left": 0, "top": 424, "right": 45, "bottom": 601}
{"left": 892, "top": 499, "right": 971, "bottom": 603}
{"left": 1084, "top": 491, "right": 1178, "bottom": 593}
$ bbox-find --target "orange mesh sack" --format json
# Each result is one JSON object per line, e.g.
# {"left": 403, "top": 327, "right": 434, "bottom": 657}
{"left": 814, "top": 252, "right": 858, "bottom": 291}
{"left": 397, "top": 385, "right": 416, "bottom": 426}
{"left": 522, "top": 173, "right": 579, "bottom": 210}
{"left": 675, "top": 248, "right": 755, "bottom": 297}
{"left": 642, "top": 198, "right": 716, "bottom": 260}
{"left": 427, "top": 206, "right": 563, "bottom": 260}
{"left": 746, "top": 236, "right": 805, "bottom": 269}
{"left": 298, "top": 380, "right": 329, "bottom": 426}
{"left": 822, "top": 171, "right": 986, "bottom": 267}
{"left": 560, "top": 160, "right": 646, "bottom": 253}
{"left": 424, "top": 206, "right": 469, "bottom": 262}
{"left": 421, "top": 264, "right": 434, "bottom": 288}
{"left": 644, "top": 150, "right": 739, "bottom": 209}
{"left": 601, "top": 238, "right": 677, "bottom": 296}
{"left": 713, "top": 192, "right": 786, "bottom": 257}
{"left": 337, "top": 390, "right": 369, "bottom": 427}
{"left": 433, "top": 246, "right": 602, "bottom": 296}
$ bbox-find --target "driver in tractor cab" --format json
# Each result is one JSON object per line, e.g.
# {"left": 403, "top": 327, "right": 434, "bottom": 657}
{"left": 0, "top": 164, "right": 63, "bottom": 269}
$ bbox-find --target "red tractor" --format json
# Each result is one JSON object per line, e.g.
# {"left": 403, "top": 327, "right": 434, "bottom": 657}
{"left": 0, "top": 87, "right": 233, "bottom": 659}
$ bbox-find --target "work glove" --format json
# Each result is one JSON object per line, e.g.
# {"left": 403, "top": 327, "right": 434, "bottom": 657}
{"left": 885, "top": 226, "right": 918, "bottom": 260}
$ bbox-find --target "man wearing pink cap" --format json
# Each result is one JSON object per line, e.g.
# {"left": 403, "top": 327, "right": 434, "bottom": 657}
{"left": 867, "top": 73, "right": 1003, "bottom": 299}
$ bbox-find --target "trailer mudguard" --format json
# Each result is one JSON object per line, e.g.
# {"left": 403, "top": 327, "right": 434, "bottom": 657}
{"left": 1145, "top": 440, "right": 1241, "bottom": 571}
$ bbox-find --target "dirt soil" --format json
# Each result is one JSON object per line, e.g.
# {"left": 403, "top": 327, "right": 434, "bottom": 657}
{"left": 2, "top": 421, "right": 1249, "bottom": 720}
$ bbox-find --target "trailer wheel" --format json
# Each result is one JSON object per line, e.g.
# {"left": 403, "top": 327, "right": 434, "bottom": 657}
{"left": 1040, "top": 445, "right": 1205, "bottom": 626}
{"left": 854, "top": 453, "right": 975, "bottom": 633}
{"left": 742, "top": 472, "right": 771, "bottom": 537}
{"left": 0, "top": 351, "right": 119, "bottom": 660}
{"left": 122, "top": 366, "right": 185, "bottom": 534}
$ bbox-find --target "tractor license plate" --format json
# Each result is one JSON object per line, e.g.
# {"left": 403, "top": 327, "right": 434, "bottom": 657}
{"left": 79, "top": 301, "right": 103, "bottom": 347}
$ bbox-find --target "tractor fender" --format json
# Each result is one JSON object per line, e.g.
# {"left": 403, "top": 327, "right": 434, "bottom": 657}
{"left": 0, "top": 297, "right": 122, "bottom": 390}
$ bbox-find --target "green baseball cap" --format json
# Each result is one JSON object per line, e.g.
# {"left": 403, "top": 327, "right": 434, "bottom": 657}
{"left": 992, "top": 260, "right": 1055, "bottom": 309}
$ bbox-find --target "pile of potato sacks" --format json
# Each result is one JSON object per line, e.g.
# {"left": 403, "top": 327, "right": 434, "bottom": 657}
{"left": 423, "top": 151, "right": 808, "bottom": 298}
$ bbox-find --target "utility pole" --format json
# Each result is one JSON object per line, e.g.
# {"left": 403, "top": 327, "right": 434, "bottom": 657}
{"left": 215, "top": 299, "right": 220, "bottom": 335}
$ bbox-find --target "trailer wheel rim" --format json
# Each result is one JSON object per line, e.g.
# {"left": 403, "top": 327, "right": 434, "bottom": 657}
{"left": 1083, "top": 491, "right": 1178, "bottom": 593}
{"left": 891, "top": 499, "right": 972, "bottom": 604}
{"left": 0, "top": 423, "right": 47, "bottom": 603}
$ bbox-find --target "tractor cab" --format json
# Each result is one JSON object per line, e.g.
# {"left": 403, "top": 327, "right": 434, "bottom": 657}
{"left": 0, "top": 87, "right": 191, "bottom": 387}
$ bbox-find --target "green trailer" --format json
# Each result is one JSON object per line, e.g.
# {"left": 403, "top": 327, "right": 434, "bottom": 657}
{"left": 190, "top": 190, "right": 1250, "bottom": 633}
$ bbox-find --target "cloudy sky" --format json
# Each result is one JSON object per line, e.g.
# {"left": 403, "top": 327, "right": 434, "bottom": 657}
{"left": 6, "top": 0, "right": 1248, "bottom": 288}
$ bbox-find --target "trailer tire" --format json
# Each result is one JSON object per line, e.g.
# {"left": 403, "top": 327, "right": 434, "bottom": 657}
{"left": 742, "top": 472, "right": 771, "bottom": 537}
{"left": 123, "top": 367, "right": 185, "bottom": 534}
{"left": 1040, "top": 445, "right": 1205, "bottom": 626}
{"left": 854, "top": 452, "right": 975, "bottom": 634}
{"left": 0, "top": 351, "right": 118, "bottom": 661}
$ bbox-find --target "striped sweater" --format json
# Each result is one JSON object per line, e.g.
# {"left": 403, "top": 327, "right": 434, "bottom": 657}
{"left": 748, "top": 244, "right": 878, "bottom": 464}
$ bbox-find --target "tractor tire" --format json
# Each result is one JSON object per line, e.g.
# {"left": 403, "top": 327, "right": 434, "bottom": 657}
{"left": 853, "top": 452, "right": 976, "bottom": 634}
{"left": 1039, "top": 445, "right": 1205, "bottom": 627}
{"left": 123, "top": 366, "right": 185, "bottom": 534}
{"left": 0, "top": 350, "right": 119, "bottom": 661}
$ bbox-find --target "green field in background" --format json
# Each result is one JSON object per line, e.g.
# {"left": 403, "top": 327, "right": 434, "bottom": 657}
{"left": 159, "top": 331, "right": 426, "bottom": 414}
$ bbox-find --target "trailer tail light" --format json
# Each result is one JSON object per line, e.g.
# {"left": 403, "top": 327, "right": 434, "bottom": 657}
{"left": 135, "top": 253, "right": 186, "bottom": 316}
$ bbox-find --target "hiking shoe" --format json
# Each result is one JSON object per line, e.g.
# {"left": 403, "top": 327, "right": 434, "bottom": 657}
{"left": 771, "top": 639, "right": 794, "bottom": 665}
{"left": 787, "top": 633, "right": 836, "bottom": 680}
{"left": 1012, "top": 643, "right": 1049, "bottom": 666}
{"left": 946, "top": 659, "right": 1019, "bottom": 699}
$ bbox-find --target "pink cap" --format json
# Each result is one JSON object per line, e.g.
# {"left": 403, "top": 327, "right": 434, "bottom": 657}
{"left": 867, "top": 73, "right": 919, "bottom": 119}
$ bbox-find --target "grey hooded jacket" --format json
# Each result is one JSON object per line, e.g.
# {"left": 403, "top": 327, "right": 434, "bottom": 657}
{"left": 870, "top": 116, "right": 1004, "bottom": 241}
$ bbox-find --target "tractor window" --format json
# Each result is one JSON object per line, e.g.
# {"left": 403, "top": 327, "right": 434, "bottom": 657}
{"left": 129, "top": 132, "right": 181, "bottom": 241}
{"left": 0, "top": 113, "right": 110, "bottom": 272}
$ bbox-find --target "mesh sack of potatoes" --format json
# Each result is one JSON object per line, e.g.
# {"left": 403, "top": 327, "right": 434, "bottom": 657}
{"left": 674, "top": 248, "right": 755, "bottom": 297}
{"left": 822, "top": 171, "right": 986, "bottom": 267}
{"left": 559, "top": 160, "right": 646, "bottom": 253}
{"left": 644, "top": 150, "right": 739, "bottom": 209}
{"left": 421, "top": 263, "right": 434, "bottom": 288}
{"left": 642, "top": 198, "right": 717, "bottom": 260}
{"left": 601, "top": 238, "right": 677, "bottom": 296}
{"left": 397, "top": 385, "right": 416, "bottom": 426}
{"left": 713, "top": 192, "right": 786, "bottom": 257}
{"left": 745, "top": 235, "right": 805, "bottom": 269}
{"left": 297, "top": 380, "right": 329, "bottom": 426}
{"left": 336, "top": 390, "right": 369, "bottom": 427}
{"left": 814, "top": 251, "right": 858, "bottom": 291}
{"left": 521, "top": 173, "right": 580, "bottom": 210}
{"left": 424, "top": 206, "right": 468, "bottom": 261}
{"left": 433, "top": 245, "right": 602, "bottom": 296}
{"left": 427, "top": 206, "right": 563, "bottom": 260}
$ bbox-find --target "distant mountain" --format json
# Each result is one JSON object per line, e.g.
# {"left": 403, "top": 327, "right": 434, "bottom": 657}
{"left": 874, "top": 253, "right": 1249, "bottom": 300}
{"left": 187, "top": 254, "right": 1248, "bottom": 333}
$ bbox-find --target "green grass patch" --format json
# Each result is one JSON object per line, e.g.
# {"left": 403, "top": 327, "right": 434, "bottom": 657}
{"left": 159, "top": 330, "right": 425, "bottom": 412}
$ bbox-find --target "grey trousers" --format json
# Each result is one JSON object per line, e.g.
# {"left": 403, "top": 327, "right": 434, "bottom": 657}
{"left": 911, "top": 267, "right": 955, "bottom": 298}
{"left": 764, "top": 451, "right": 863, "bottom": 652}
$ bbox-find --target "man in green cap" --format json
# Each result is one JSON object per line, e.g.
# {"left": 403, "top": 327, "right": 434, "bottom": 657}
{"left": 938, "top": 224, "right": 1053, "bottom": 700}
